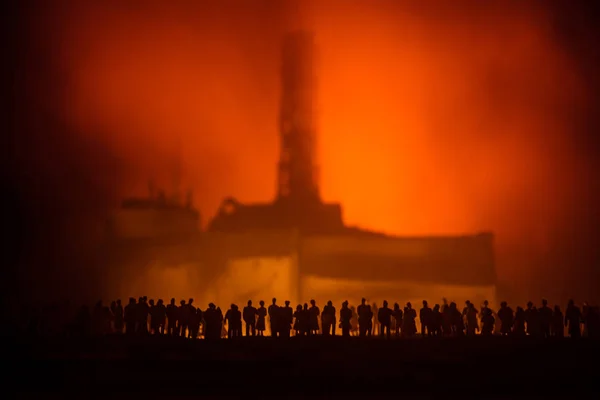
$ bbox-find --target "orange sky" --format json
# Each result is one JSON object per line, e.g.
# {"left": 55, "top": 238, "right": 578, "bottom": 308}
{"left": 36, "top": 0, "right": 588, "bottom": 284}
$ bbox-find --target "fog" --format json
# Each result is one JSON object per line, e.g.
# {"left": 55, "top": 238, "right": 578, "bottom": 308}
{"left": 7, "top": 0, "right": 600, "bottom": 303}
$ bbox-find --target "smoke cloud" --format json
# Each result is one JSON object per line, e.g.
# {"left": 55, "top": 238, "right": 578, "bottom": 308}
{"left": 9, "top": 0, "right": 599, "bottom": 302}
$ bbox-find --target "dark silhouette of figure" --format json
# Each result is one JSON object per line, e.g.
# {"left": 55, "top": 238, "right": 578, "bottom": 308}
{"left": 166, "top": 298, "right": 179, "bottom": 336}
{"left": 552, "top": 305, "right": 564, "bottom": 338}
{"left": 256, "top": 300, "right": 267, "bottom": 337}
{"left": 322, "top": 300, "right": 336, "bottom": 336}
{"left": 420, "top": 300, "right": 433, "bottom": 337}
{"left": 441, "top": 298, "right": 452, "bottom": 336}
{"left": 204, "top": 303, "right": 221, "bottom": 340}
{"left": 225, "top": 304, "right": 242, "bottom": 338}
{"left": 137, "top": 297, "right": 149, "bottom": 335}
{"left": 480, "top": 303, "right": 495, "bottom": 336}
{"left": 565, "top": 299, "right": 582, "bottom": 338}
{"left": 524, "top": 301, "right": 539, "bottom": 337}
{"left": 350, "top": 306, "right": 359, "bottom": 336}
{"left": 189, "top": 305, "right": 202, "bottom": 339}
{"left": 302, "top": 303, "right": 311, "bottom": 335}
{"left": 187, "top": 299, "right": 197, "bottom": 338}
{"left": 309, "top": 300, "right": 320, "bottom": 335}
{"left": 402, "top": 302, "right": 417, "bottom": 337}
{"left": 514, "top": 307, "right": 526, "bottom": 335}
{"left": 112, "top": 299, "right": 124, "bottom": 334}
{"left": 216, "top": 306, "right": 225, "bottom": 338}
{"left": 378, "top": 300, "right": 393, "bottom": 339}
{"left": 371, "top": 302, "right": 379, "bottom": 336}
{"left": 538, "top": 299, "right": 552, "bottom": 338}
{"left": 154, "top": 299, "right": 167, "bottom": 335}
{"left": 293, "top": 305, "right": 303, "bottom": 336}
{"left": 243, "top": 300, "right": 257, "bottom": 337}
{"left": 124, "top": 298, "right": 137, "bottom": 335}
{"left": 392, "top": 303, "right": 403, "bottom": 337}
{"left": 281, "top": 300, "right": 293, "bottom": 337}
{"left": 339, "top": 301, "right": 352, "bottom": 337}
{"left": 497, "top": 301, "right": 514, "bottom": 336}
{"left": 268, "top": 298, "right": 280, "bottom": 337}
{"left": 148, "top": 299, "right": 158, "bottom": 334}
{"left": 450, "top": 302, "right": 464, "bottom": 336}
{"left": 357, "top": 298, "right": 372, "bottom": 337}
{"left": 464, "top": 301, "right": 479, "bottom": 336}
{"left": 178, "top": 300, "right": 188, "bottom": 338}
{"left": 431, "top": 304, "right": 442, "bottom": 336}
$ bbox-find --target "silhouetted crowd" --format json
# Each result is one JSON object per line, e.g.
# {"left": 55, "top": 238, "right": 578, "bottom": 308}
{"left": 21, "top": 296, "right": 600, "bottom": 340}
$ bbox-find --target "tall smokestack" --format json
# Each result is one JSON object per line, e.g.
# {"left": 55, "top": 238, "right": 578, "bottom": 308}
{"left": 277, "top": 30, "right": 320, "bottom": 204}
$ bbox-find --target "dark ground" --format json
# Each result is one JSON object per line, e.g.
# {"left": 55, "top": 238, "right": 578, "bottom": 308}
{"left": 5, "top": 335, "right": 600, "bottom": 396}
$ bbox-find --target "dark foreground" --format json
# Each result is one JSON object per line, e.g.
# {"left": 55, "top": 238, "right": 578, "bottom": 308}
{"left": 6, "top": 335, "right": 600, "bottom": 396}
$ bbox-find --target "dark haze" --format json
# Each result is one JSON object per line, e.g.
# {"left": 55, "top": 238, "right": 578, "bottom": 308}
{"left": 3, "top": 1, "right": 600, "bottom": 304}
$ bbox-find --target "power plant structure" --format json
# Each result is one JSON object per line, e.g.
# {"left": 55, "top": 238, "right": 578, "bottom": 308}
{"left": 104, "top": 30, "right": 497, "bottom": 309}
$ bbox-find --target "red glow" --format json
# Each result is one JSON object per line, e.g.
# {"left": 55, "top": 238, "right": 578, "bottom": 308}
{"left": 34, "top": 1, "right": 587, "bottom": 287}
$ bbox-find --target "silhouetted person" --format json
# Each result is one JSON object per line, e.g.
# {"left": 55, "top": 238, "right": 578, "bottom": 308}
{"left": 514, "top": 307, "right": 526, "bottom": 335}
{"left": 302, "top": 303, "right": 311, "bottom": 335}
{"left": 565, "top": 299, "right": 582, "bottom": 338}
{"left": 243, "top": 300, "right": 257, "bottom": 337}
{"left": 450, "top": 302, "right": 464, "bottom": 336}
{"left": 441, "top": 298, "right": 451, "bottom": 336}
{"left": 322, "top": 300, "right": 336, "bottom": 336}
{"left": 112, "top": 299, "right": 124, "bottom": 334}
{"left": 268, "top": 298, "right": 280, "bottom": 337}
{"left": 204, "top": 303, "right": 220, "bottom": 340}
{"left": 524, "top": 301, "right": 539, "bottom": 337}
{"left": 371, "top": 302, "right": 379, "bottom": 336}
{"left": 216, "top": 306, "right": 225, "bottom": 338}
{"left": 431, "top": 304, "right": 442, "bottom": 336}
{"left": 378, "top": 300, "right": 393, "bottom": 339}
{"left": 419, "top": 300, "right": 433, "bottom": 337}
{"left": 538, "top": 299, "right": 552, "bottom": 338}
{"left": 225, "top": 304, "right": 242, "bottom": 338}
{"left": 357, "top": 298, "right": 372, "bottom": 337}
{"left": 293, "top": 305, "right": 303, "bottom": 336}
{"left": 148, "top": 299, "right": 158, "bottom": 334}
{"left": 392, "top": 303, "right": 403, "bottom": 337}
{"left": 498, "top": 301, "right": 514, "bottom": 336}
{"left": 178, "top": 300, "right": 189, "bottom": 338}
{"left": 480, "top": 300, "right": 493, "bottom": 333}
{"left": 137, "top": 297, "right": 149, "bottom": 335}
{"left": 281, "top": 300, "right": 293, "bottom": 337}
{"left": 166, "top": 298, "right": 179, "bottom": 336}
{"left": 552, "top": 305, "right": 564, "bottom": 338}
{"left": 340, "top": 301, "right": 352, "bottom": 337}
{"left": 256, "top": 300, "right": 267, "bottom": 337}
{"left": 403, "top": 302, "right": 417, "bottom": 337}
{"left": 480, "top": 304, "right": 495, "bottom": 336}
{"left": 189, "top": 305, "right": 201, "bottom": 339}
{"left": 309, "top": 300, "right": 320, "bottom": 335}
{"left": 464, "top": 301, "right": 479, "bottom": 335}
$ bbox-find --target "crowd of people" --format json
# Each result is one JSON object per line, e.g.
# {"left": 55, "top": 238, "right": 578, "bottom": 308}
{"left": 29, "top": 297, "right": 600, "bottom": 339}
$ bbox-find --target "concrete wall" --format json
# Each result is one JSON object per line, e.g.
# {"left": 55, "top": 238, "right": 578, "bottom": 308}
{"left": 299, "top": 233, "right": 496, "bottom": 286}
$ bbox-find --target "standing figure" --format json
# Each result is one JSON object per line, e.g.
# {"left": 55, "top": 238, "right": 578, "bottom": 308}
{"left": 392, "top": 303, "right": 403, "bottom": 337}
{"left": 402, "top": 302, "right": 417, "bottom": 337}
{"left": 309, "top": 300, "right": 320, "bottom": 335}
{"left": 166, "top": 298, "right": 179, "bottom": 336}
{"left": 514, "top": 307, "right": 526, "bottom": 336}
{"left": 256, "top": 300, "right": 267, "bottom": 337}
{"left": 268, "top": 298, "right": 280, "bottom": 337}
{"left": 293, "top": 305, "right": 303, "bottom": 336}
{"left": 112, "top": 299, "right": 124, "bottom": 334}
{"left": 497, "top": 301, "right": 514, "bottom": 336}
{"left": 224, "top": 304, "right": 242, "bottom": 338}
{"left": 565, "top": 300, "right": 582, "bottom": 338}
{"left": 378, "top": 300, "right": 393, "bottom": 339}
{"left": 281, "top": 300, "right": 293, "bottom": 337}
{"left": 431, "top": 304, "right": 442, "bottom": 336}
{"left": 524, "top": 302, "right": 539, "bottom": 337}
{"left": 339, "top": 301, "right": 352, "bottom": 337}
{"left": 419, "top": 300, "right": 433, "bottom": 337}
{"left": 243, "top": 300, "right": 257, "bottom": 337}
{"left": 538, "top": 299, "right": 552, "bottom": 338}
{"left": 321, "top": 301, "right": 336, "bottom": 336}
{"left": 357, "top": 298, "right": 372, "bottom": 337}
